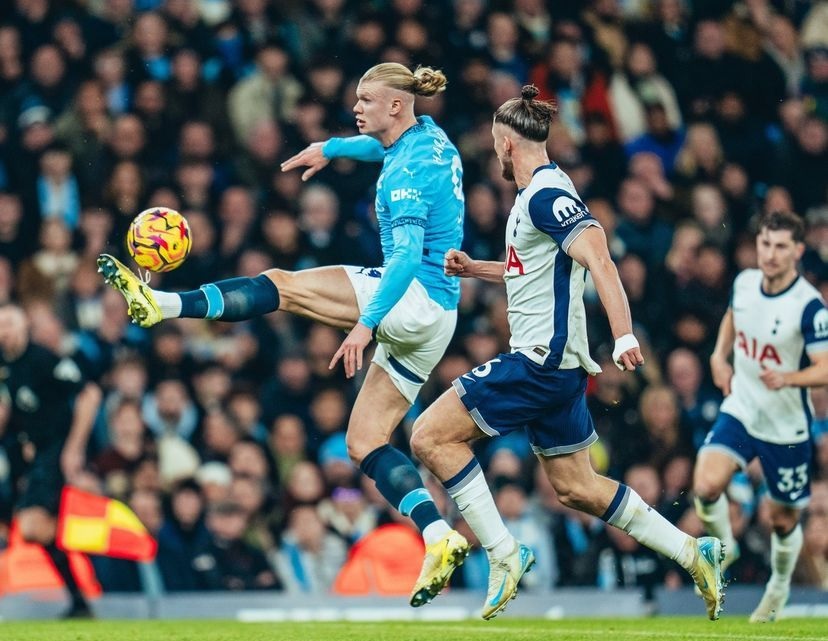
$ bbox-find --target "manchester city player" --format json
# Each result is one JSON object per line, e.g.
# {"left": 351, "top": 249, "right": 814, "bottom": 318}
{"left": 694, "top": 210, "right": 828, "bottom": 622}
{"left": 98, "top": 63, "right": 470, "bottom": 607}
{"left": 410, "top": 86, "right": 725, "bottom": 620}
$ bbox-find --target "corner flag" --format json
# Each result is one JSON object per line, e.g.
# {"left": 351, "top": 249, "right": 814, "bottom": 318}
{"left": 56, "top": 486, "right": 158, "bottom": 561}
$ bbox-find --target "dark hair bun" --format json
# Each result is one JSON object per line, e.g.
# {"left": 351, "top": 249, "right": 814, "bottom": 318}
{"left": 521, "top": 85, "right": 540, "bottom": 101}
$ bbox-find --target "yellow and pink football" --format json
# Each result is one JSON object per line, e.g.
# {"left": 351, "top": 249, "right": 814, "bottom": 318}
{"left": 127, "top": 207, "right": 191, "bottom": 272}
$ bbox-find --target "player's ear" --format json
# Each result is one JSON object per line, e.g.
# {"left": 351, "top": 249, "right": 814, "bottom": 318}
{"left": 389, "top": 97, "right": 403, "bottom": 116}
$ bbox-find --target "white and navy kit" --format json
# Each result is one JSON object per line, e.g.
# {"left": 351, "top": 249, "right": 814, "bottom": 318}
{"left": 703, "top": 269, "right": 828, "bottom": 506}
{"left": 453, "top": 163, "right": 602, "bottom": 456}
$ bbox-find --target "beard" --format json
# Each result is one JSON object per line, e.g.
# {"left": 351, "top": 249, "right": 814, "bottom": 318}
{"left": 500, "top": 156, "right": 515, "bottom": 182}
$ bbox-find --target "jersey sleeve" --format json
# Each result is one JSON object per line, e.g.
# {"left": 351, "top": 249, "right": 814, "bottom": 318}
{"left": 358, "top": 161, "right": 431, "bottom": 329}
{"left": 801, "top": 298, "right": 828, "bottom": 355}
{"left": 322, "top": 135, "right": 385, "bottom": 162}
{"left": 527, "top": 187, "right": 600, "bottom": 253}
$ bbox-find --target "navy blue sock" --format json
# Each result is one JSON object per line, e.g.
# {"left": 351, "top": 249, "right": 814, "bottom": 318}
{"left": 179, "top": 275, "right": 279, "bottom": 321}
{"left": 360, "top": 444, "right": 442, "bottom": 533}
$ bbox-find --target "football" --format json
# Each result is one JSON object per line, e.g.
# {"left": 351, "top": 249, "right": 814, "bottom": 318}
{"left": 126, "top": 207, "right": 191, "bottom": 272}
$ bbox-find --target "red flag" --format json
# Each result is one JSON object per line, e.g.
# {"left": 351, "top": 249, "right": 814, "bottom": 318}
{"left": 56, "top": 486, "right": 157, "bottom": 561}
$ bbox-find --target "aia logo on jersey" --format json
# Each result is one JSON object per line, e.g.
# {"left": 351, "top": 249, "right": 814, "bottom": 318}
{"left": 505, "top": 245, "right": 525, "bottom": 274}
{"left": 736, "top": 331, "right": 781, "bottom": 366}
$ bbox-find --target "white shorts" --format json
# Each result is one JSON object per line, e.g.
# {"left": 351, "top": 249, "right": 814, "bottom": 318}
{"left": 343, "top": 265, "right": 456, "bottom": 404}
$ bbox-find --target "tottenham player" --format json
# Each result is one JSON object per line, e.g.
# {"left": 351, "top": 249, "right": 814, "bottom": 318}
{"left": 409, "top": 85, "right": 725, "bottom": 621}
{"left": 694, "top": 210, "right": 828, "bottom": 622}
{"left": 98, "top": 63, "right": 471, "bottom": 607}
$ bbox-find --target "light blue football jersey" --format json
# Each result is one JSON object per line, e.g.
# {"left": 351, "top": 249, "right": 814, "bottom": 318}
{"left": 324, "top": 116, "right": 464, "bottom": 329}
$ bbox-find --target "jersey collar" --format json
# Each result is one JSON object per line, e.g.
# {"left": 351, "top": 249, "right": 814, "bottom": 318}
{"left": 519, "top": 162, "right": 560, "bottom": 194}
{"left": 760, "top": 274, "right": 800, "bottom": 298}
{"left": 385, "top": 117, "right": 427, "bottom": 153}
{"left": 532, "top": 162, "right": 558, "bottom": 175}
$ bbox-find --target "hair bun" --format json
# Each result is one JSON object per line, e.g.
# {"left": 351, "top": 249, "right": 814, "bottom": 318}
{"left": 521, "top": 85, "right": 540, "bottom": 101}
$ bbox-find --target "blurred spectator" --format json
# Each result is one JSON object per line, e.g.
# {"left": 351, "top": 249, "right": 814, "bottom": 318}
{"left": 192, "top": 500, "right": 281, "bottom": 591}
{"left": 609, "top": 41, "right": 682, "bottom": 143}
{"left": 227, "top": 42, "right": 301, "bottom": 144}
{"left": 274, "top": 504, "right": 347, "bottom": 593}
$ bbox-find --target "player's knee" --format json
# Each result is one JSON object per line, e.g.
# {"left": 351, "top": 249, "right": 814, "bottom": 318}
{"left": 262, "top": 269, "right": 294, "bottom": 304}
{"left": 769, "top": 511, "right": 799, "bottom": 537}
{"left": 345, "top": 431, "right": 375, "bottom": 466}
{"left": 692, "top": 476, "right": 723, "bottom": 503}
{"left": 409, "top": 421, "right": 436, "bottom": 462}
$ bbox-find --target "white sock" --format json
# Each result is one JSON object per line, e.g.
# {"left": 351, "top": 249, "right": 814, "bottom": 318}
{"left": 422, "top": 519, "right": 451, "bottom": 545}
{"left": 694, "top": 494, "right": 736, "bottom": 553}
{"left": 769, "top": 524, "right": 803, "bottom": 590}
{"left": 446, "top": 464, "right": 514, "bottom": 558}
{"left": 152, "top": 289, "right": 182, "bottom": 319}
{"left": 608, "top": 486, "right": 694, "bottom": 569}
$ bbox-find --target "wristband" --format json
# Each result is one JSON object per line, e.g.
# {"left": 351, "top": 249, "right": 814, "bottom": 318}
{"left": 612, "top": 333, "right": 639, "bottom": 370}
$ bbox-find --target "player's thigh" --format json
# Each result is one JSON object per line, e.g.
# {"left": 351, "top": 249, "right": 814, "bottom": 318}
{"left": 345, "top": 363, "right": 412, "bottom": 463}
{"left": 694, "top": 413, "right": 750, "bottom": 499}
{"left": 525, "top": 369, "right": 596, "bottom": 458}
{"left": 263, "top": 265, "right": 358, "bottom": 329}
{"left": 754, "top": 436, "right": 812, "bottom": 509}
{"left": 370, "top": 305, "right": 456, "bottom": 406}
{"left": 450, "top": 352, "right": 550, "bottom": 438}
{"left": 410, "top": 386, "right": 484, "bottom": 453}
{"left": 16, "top": 506, "right": 56, "bottom": 544}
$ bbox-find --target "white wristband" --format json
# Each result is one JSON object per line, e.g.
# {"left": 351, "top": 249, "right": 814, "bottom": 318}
{"left": 612, "top": 334, "right": 639, "bottom": 370}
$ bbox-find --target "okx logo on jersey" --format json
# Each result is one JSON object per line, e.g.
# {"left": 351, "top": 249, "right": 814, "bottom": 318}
{"left": 390, "top": 188, "right": 422, "bottom": 202}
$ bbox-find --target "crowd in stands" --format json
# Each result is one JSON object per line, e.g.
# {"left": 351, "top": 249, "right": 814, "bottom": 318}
{"left": 1, "top": 0, "right": 828, "bottom": 598}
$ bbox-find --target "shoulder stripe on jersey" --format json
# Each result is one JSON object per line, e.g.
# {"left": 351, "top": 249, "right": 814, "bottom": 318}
{"left": 562, "top": 219, "right": 601, "bottom": 253}
{"left": 547, "top": 252, "right": 573, "bottom": 367}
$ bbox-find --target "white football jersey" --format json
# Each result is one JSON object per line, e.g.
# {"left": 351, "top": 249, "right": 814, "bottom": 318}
{"left": 503, "top": 163, "right": 601, "bottom": 374}
{"left": 721, "top": 269, "right": 828, "bottom": 444}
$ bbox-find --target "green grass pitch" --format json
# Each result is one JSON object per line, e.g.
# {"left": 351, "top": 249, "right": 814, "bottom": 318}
{"left": 1, "top": 618, "right": 826, "bottom": 641}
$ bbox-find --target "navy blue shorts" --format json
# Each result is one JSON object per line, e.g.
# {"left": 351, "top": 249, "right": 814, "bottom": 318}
{"left": 702, "top": 413, "right": 812, "bottom": 507}
{"left": 452, "top": 353, "right": 596, "bottom": 457}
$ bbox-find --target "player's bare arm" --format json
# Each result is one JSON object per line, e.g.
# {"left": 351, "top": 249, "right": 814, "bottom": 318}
{"left": 710, "top": 308, "right": 735, "bottom": 396}
{"left": 760, "top": 350, "right": 828, "bottom": 390}
{"left": 444, "top": 249, "right": 505, "bottom": 283}
{"left": 567, "top": 226, "right": 644, "bottom": 371}
{"left": 61, "top": 382, "right": 102, "bottom": 482}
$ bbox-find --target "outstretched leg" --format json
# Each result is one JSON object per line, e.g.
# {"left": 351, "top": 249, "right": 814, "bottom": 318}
{"left": 540, "top": 449, "right": 725, "bottom": 621}
{"left": 98, "top": 254, "right": 359, "bottom": 329}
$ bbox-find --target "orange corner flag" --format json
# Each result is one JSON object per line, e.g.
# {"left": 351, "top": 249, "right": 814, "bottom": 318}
{"left": 57, "top": 486, "right": 157, "bottom": 562}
